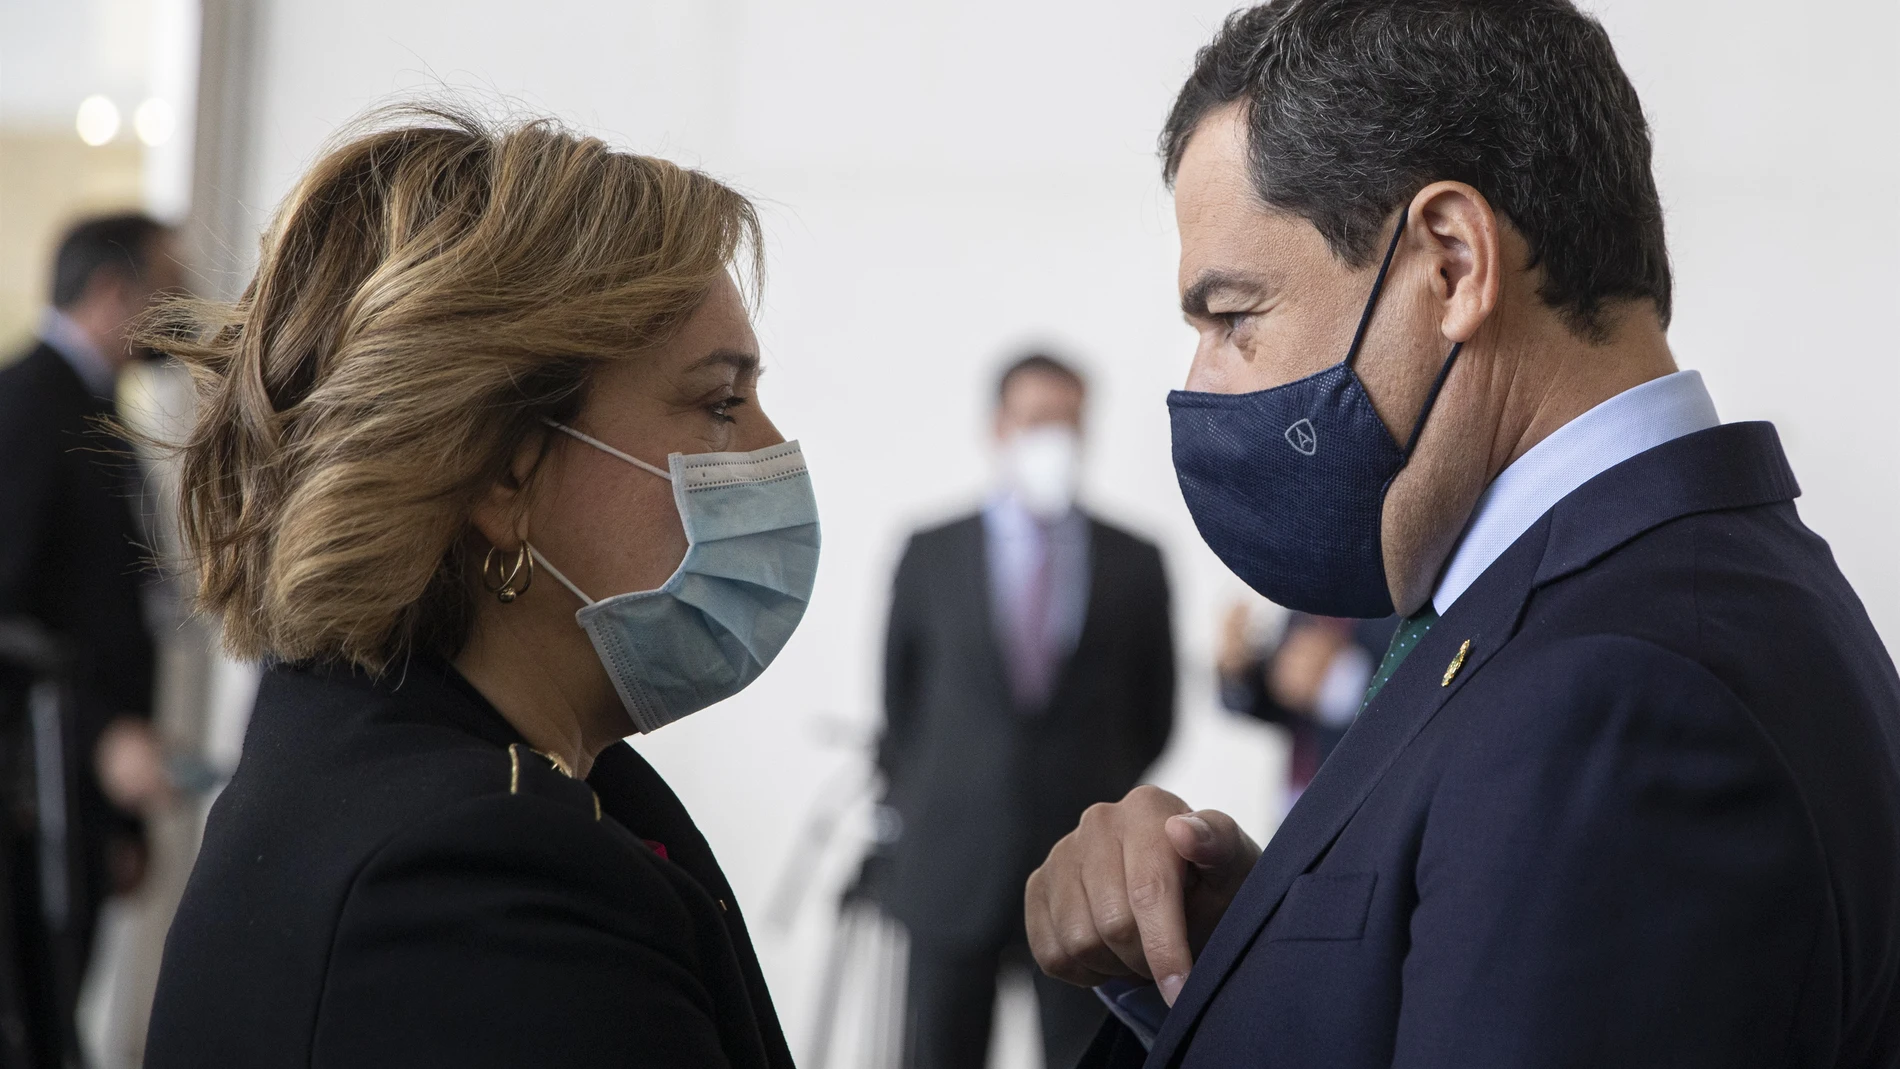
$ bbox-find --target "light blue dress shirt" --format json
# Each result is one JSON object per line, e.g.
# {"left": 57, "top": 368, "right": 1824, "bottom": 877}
{"left": 983, "top": 493, "right": 1091, "bottom": 704}
{"left": 1431, "top": 369, "right": 1722, "bottom": 615}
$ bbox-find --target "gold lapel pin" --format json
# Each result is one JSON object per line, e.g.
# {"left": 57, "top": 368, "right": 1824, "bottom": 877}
{"left": 1442, "top": 639, "right": 1472, "bottom": 687}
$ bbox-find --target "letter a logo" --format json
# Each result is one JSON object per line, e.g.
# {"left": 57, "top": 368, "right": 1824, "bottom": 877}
{"left": 1284, "top": 418, "right": 1318, "bottom": 456}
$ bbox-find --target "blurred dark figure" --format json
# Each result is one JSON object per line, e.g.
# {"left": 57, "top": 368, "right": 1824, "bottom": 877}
{"left": 0, "top": 213, "right": 180, "bottom": 1065}
{"left": 1216, "top": 605, "right": 1398, "bottom": 807}
{"left": 878, "top": 353, "right": 1174, "bottom": 1069}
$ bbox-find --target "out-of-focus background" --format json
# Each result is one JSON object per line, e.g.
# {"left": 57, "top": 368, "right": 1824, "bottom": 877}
{"left": 2, "top": 0, "right": 1895, "bottom": 1066}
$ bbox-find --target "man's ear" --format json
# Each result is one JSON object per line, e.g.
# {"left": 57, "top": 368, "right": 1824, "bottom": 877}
{"left": 1409, "top": 181, "right": 1502, "bottom": 345}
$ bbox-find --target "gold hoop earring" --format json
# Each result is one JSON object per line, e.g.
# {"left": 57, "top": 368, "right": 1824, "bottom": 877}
{"left": 482, "top": 544, "right": 535, "bottom": 603}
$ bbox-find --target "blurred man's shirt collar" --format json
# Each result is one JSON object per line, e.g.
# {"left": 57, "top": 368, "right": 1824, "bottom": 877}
{"left": 38, "top": 306, "right": 118, "bottom": 397}
{"left": 1432, "top": 369, "right": 1721, "bottom": 615}
{"left": 986, "top": 488, "right": 1078, "bottom": 530}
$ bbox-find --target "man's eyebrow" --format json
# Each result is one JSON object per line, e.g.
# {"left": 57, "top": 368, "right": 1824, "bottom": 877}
{"left": 1181, "top": 271, "right": 1268, "bottom": 318}
{"left": 687, "top": 348, "right": 761, "bottom": 376}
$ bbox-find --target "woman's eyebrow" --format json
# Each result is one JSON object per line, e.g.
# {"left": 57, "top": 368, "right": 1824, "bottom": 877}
{"left": 687, "top": 348, "right": 761, "bottom": 376}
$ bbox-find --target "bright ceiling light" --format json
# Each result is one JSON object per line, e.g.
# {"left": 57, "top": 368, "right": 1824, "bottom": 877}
{"left": 134, "top": 98, "right": 176, "bottom": 147}
{"left": 76, "top": 95, "right": 121, "bottom": 146}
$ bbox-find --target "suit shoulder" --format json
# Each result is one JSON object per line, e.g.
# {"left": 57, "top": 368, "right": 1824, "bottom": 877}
{"left": 0, "top": 346, "right": 68, "bottom": 430}
{"left": 897, "top": 512, "right": 983, "bottom": 567}
{"left": 1440, "top": 633, "right": 1824, "bottom": 867}
{"left": 1085, "top": 518, "right": 1167, "bottom": 585}
{"left": 1086, "top": 515, "right": 1161, "bottom": 556}
{"left": 1472, "top": 633, "right": 1779, "bottom": 769}
{"left": 908, "top": 511, "right": 983, "bottom": 545}
{"left": 0, "top": 343, "right": 70, "bottom": 396}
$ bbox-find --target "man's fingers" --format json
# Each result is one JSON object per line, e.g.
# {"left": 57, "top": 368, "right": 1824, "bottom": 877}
{"left": 1166, "top": 809, "right": 1255, "bottom": 887}
{"left": 1081, "top": 855, "right": 1153, "bottom": 979}
{"left": 1029, "top": 871, "right": 1123, "bottom": 987}
{"left": 1025, "top": 789, "right": 1218, "bottom": 1002}
{"left": 1124, "top": 842, "right": 1195, "bottom": 1005}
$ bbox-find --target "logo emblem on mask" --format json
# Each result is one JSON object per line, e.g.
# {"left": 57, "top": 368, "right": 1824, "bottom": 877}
{"left": 1284, "top": 418, "right": 1318, "bottom": 456}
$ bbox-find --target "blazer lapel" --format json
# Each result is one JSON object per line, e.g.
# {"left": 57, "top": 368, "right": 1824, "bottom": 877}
{"left": 1143, "top": 517, "right": 1551, "bottom": 1068}
{"left": 961, "top": 513, "right": 1019, "bottom": 711}
{"left": 1044, "top": 516, "right": 1105, "bottom": 712}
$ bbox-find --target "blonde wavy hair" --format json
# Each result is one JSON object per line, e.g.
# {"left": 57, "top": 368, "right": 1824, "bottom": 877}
{"left": 149, "top": 104, "right": 761, "bottom": 672}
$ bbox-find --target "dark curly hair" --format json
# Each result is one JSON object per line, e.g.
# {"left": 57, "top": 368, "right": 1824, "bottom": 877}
{"left": 1162, "top": 0, "right": 1671, "bottom": 340}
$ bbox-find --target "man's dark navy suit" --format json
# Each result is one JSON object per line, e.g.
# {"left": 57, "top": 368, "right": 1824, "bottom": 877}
{"left": 1085, "top": 422, "right": 1900, "bottom": 1068}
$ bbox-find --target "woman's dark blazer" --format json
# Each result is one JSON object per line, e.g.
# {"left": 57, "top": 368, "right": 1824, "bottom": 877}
{"left": 144, "top": 658, "right": 794, "bottom": 1069}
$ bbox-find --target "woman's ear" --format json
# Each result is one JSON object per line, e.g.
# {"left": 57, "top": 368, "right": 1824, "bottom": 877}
{"left": 468, "top": 430, "right": 548, "bottom": 550}
{"left": 1410, "top": 181, "right": 1501, "bottom": 345}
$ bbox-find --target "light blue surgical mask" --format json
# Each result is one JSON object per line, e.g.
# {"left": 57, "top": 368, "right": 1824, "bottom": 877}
{"left": 530, "top": 421, "right": 821, "bottom": 733}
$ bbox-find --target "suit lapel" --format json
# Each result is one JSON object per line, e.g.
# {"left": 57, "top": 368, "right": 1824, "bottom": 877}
{"left": 1044, "top": 516, "right": 1104, "bottom": 712}
{"left": 1143, "top": 518, "right": 1551, "bottom": 1068}
{"left": 1143, "top": 421, "right": 1802, "bottom": 1067}
{"left": 960, "top": 513, "right": 1019, "bottom": 710}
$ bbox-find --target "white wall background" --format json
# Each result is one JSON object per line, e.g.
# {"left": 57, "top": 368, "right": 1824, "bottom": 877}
{"left": 227, "top": 0, "right": 1898, "bottom": 1062}
{"left": 0, "top": 0, "right": 202, "bottom": 216}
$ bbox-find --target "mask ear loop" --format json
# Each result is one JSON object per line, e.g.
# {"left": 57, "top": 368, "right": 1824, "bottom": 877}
{"left": 1399, "top": 342, "right": 1464, "bottom": 462}
{"left": 1340, "top": 210, "right": 1467, "bottom": 464}
{"left": 1343, "top": 211, "right": 1413, "bottom": 370}
{"left": 542, "top": 419, "right": 673, "bottom": 481}
{"left": 527, "top": 545, "right": 596, "bottom": 607}
{"left": 530, "top": 419, "right": 678, "bottom": 607}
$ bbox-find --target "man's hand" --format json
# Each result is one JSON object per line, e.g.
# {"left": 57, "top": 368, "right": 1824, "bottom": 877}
{"left": 95, "top": 716, "right": 174, "bottom": 815}
{"left": 1026, "top": 785, "right": 1261, "bottom": 1006}
{"left": 1269, "top": 618, "right": 1351, "bottom": 716}
{"left": 1215, "top": 601, "right": 1256, "bottom": 679}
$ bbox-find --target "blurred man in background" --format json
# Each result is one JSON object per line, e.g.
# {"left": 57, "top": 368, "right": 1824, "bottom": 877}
{"left": 0, "top": 213, "right": 180, "bottom": 1065}
{"left": 1215, "top": 604, "right": 1396, "bottom": 810}
{"left": 877, "top": 353, "right": 1174, "bottom": 1069}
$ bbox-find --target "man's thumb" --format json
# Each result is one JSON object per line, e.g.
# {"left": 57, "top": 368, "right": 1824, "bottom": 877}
{"left": 1165, "top": 810, "right": 1243, "bottom": 870}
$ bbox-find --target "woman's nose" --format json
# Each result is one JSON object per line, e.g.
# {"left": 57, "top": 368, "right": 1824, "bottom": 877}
{"left": 738, "top": 407, "right": 785, "bottom": 452}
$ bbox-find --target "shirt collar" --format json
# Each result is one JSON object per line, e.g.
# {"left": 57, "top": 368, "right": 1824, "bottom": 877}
{"left": 37, "top": 307, "right": 118, "bottom": 397}
{"left": 983, "top": 489, "right": 1079, "bottom": 533}
{"left": 1431, "top": 369, "right": 1721, "bottom": 615}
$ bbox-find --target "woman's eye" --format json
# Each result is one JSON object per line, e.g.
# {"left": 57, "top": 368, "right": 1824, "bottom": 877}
{"left": 709, "top": 396, "right": 749, "bottom": 424}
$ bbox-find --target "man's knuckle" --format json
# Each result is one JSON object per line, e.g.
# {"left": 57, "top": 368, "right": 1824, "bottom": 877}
{"left": 1127, "top": 873, "right": 1173, "bottom": 913}
{"left": 1057, "top": 918, "right": 1103, "bottom": 957}
{"left": 1094, "top": 903, "right": 1137, "bottom": 944}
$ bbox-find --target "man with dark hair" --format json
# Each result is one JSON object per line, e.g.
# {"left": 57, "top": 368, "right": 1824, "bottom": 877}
{"left": 1026, "top": 2, "right": 1900, "bottom": 1066}
{"left": 1, "top": 211, "right": 180, "bottom": 1064}
{"left": 879, "top": 353, "right": 1174, "bottom": 1068}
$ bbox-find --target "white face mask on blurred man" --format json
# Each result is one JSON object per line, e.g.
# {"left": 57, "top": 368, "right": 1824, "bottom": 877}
{"left": 993, "top": 355, "right": 1088, "bottom": 521}
{"left": 1005, "top": 424, "right": 1082, "bottom": 520}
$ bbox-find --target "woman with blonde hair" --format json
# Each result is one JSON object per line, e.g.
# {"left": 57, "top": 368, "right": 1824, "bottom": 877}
{"left": 143, "top": 106, "right": 814, "bottom": 1068}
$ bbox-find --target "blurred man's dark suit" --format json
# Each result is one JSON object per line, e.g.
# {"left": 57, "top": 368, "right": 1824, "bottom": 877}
{"left": 1083, "top": 422, "right": 1900, "bottom": 1068}
{"left": 0, "top": 339, "right": 155, "bottom": 1063}
{"left": 880, "top": 505, "right": 1173, "bottom": 1068}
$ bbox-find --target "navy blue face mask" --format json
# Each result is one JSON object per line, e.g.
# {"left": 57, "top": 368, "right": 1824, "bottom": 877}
{"left": 1168, "top": 214, "right": 1462, "bottom": 618}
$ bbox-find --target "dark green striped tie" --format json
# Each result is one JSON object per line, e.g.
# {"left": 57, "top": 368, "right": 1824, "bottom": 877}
{"left": 1363, "top": 605, "right": 1440, "bottom": 707}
